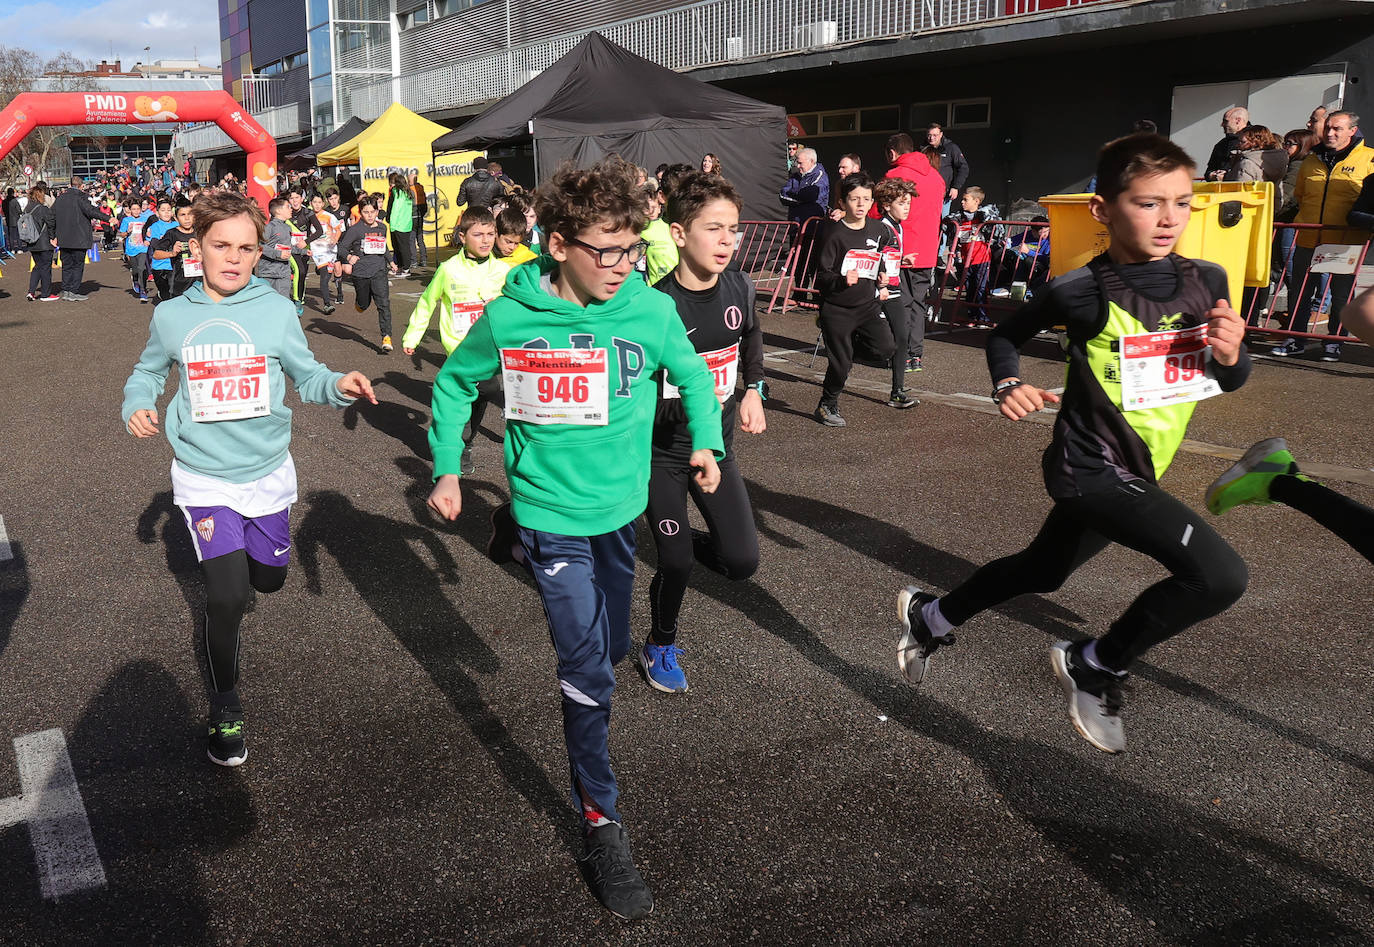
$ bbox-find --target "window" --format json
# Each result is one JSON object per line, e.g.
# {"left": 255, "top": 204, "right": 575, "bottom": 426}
{"left": 788, "top": 105, "right": 901, "bottom": 138}
{"left": 951, "top": 98, "right": 991, "bottom": 129}
{"left": 911, "top": 98, "right": 992, "bottom": 131}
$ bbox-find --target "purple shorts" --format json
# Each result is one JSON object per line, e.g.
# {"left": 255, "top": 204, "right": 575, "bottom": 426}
{"left": 181, "top": 506, "right": 291, "bottom": 567}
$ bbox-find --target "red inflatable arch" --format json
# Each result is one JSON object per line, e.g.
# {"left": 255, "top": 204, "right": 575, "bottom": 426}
{"left": 0, "top": 90, "right": 277, "bottom": 208}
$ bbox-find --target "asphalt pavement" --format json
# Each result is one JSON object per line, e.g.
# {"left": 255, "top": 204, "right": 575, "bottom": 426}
{"left": 0, "top": 255, "right": 1371, "bottom": 945}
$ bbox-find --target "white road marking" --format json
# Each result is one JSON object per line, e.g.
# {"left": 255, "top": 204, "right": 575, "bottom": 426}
{"left": 0, "top": 515, "right": 11, "bottom": 562}
{"left": 763, "top": 345, "right": 823, "bottom": 361}
{"left": 0, "top": 729, "right": 106, "bottom": 899}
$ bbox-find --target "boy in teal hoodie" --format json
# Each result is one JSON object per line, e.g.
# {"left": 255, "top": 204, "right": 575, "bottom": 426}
{"left": 427, "top": 157, "right": 723, "bottom": 921}
{"left": 122, "top": 190, "right": 376, "bottom": 768}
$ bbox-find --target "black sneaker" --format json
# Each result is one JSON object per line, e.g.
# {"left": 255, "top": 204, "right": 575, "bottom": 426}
{"left": 886, "top": 392, "right": 919, "bottom": 409}
{"left": 486, "top": 501, "right": 518, "bottom": 565}
{"left": 896, "top": 586, "right": 954, "bottom": 685}
{"left": 580, "top": 822, "right": 654, "bottom": 920}
{"left": 323, "top": 303, "right": 336, "bottom": 314}
{"left": 207, "top": 705, "right": 247, "bottom": 767}
{"left": 1049, "top": 641, "right": 1126, "bottom": 753}
{"left": 1270, "top": 338, "right": 1304, "bottom": 357}
{"left": 1321, "top": 342, "right": 1342, "bottom": 362}
{"left": 815, "top": 402, "right": 846, "bottom": 427}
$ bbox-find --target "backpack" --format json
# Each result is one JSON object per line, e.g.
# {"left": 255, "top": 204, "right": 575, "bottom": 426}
{"left": 17, "top": 207, "right": 40, "bottom": 245}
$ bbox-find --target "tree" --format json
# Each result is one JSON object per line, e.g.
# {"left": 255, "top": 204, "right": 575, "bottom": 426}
{"left": 0, "top": 47, "right": 98, "bottom": 184}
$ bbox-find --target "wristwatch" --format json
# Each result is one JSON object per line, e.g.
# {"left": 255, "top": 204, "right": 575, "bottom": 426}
{"left": 992, "top": 379, "right": 1024, "bottom": 403}
{"left": 747, "top": 380, "right": 769, "bottom": 401}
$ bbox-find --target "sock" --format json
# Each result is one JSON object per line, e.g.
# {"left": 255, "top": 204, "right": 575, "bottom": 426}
{"left": 647, "top": 625, "right": 677, "bottom": 648}
{"left": 582, "top": 803, "right": 613, "bottom": 829}
{"left": 922, "top": 598, "right": 954, "bottom": 638}
{"left": 1080, "top": 640, "right": 1124, "bottom": 677}
{"left": 210, "top": 688, "right": 241, "bottom": 711}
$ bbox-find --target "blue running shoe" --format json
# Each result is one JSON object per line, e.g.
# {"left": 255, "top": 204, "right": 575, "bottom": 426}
{"left": 640, "top": 641, "right": 688, "bottom": 693}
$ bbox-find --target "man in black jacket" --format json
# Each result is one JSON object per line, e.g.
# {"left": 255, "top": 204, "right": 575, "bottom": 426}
{"left": 1205, "top": 106, "right": 1248, "bottom": 180}
{"left": 456, "top": 157, "right": 506, "bottom": 211}
{"left": 926, "top": 124, "right": 970, "bottom": 210}
{"left": 53, "top": 177, "right": 111, "bottom": 301}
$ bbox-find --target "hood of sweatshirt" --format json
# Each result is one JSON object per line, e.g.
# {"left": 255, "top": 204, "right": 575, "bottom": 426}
{"left": 181, "top": 275, "right": 282, "bottom": 308}
{"left": 499, "top": 254, "right": 649, "bottom": 322}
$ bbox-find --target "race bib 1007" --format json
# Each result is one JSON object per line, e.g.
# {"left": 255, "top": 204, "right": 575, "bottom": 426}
{"left": 840, "top": 249, "right": 881, "bottom": 281}
{"left": 1119, "top": 324, "right": 1220, "bottom": 412}
{"left": 501, "top": 348, "right": 609, "bottom": 425}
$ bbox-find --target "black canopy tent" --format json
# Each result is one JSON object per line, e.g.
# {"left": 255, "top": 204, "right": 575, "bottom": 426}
{"left": 431, "top": 33, "right": 786, "bottom": 220}
{"left": 284, "top": 116, "right": 370, "bottom": 171}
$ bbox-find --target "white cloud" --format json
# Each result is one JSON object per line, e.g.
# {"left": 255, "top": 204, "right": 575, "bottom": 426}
{"left": 0, "top": 0, "right": 222, "bottom": 69}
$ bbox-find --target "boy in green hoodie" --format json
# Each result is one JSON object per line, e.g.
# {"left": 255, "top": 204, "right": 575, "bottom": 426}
{"left": 426, "top": 156, "right": 723, "bottom": 920}
{"left": 123, "top": 190, "right": 376, "bottom": 768}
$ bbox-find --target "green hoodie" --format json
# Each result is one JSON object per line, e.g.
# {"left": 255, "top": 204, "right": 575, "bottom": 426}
{"left": 430, "top": 258, "right": 724, "bottom": 536}
{"left": 121, "top": 276, "right": 352, "bottom": 483}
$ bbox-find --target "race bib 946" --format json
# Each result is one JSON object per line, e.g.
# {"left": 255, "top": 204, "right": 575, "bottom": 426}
{"left": 501, "top": 348, "right": 609, "bottom": 425}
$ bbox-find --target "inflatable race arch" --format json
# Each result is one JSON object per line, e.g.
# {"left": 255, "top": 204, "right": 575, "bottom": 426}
{"left": 0, "top": 91, "right": 277, "bottom": 208}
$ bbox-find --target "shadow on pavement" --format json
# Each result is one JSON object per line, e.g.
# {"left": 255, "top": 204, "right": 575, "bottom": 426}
{"left": 303, "top": 316, "right": 383, "bottom": 354}
{"left": 0, "top": 542, "right": 28, "bottom": 660}
{"left": 690, "top": 570, "right": 1372, "bottom": 941}
{"left": 293, "top": 488, "right": 579, "bottom": 856}
{"left": 0, "top": 661, "right": 255, "bottom": 943}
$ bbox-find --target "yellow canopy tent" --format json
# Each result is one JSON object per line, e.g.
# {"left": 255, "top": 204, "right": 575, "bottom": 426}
{"left": 317, "top": 102, "right": 482, "bottom": 253}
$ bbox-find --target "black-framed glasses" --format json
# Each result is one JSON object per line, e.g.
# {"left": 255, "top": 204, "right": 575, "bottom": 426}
{"left": 567, "top": 236, "right": 649, "bottom": 267}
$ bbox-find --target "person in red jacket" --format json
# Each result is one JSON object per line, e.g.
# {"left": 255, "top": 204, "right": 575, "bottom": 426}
{"left": 881, "top": 134, "right": 944, "bottom": 372}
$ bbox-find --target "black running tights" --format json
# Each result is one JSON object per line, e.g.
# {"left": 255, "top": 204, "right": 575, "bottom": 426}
{"left": 939, "top": 479, "right": 1248, "bottom": 673}
{"left": 646, "top": 456, "right": 759, "bottom": 644}
{"left": 1271, "top": 474, "right": 1374, "bottom": 564}
{"left": 201, "top": 551, "right": 287, "bottom": 694}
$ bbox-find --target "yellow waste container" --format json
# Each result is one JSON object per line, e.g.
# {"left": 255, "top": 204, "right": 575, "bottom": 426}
{"left": 1040, "top": 181, "right": 1273, "bottom": 306}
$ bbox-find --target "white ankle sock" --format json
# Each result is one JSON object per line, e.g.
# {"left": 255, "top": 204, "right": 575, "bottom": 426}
{"left": 922, "top": 598, "right": 954, "bottom": 638}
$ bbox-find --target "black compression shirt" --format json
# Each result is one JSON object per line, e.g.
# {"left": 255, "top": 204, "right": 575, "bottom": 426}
{"left": 651, "top": 269, "right": 764, "bottom": 464}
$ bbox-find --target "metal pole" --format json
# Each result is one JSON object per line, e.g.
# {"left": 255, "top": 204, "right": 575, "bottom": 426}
{"left": 505, "top": 0, "right": 513, "bottom": 92}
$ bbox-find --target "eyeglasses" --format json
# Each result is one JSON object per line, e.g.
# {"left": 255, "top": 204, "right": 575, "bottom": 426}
{"left": 567, "top": 236, "right": 649, "bottom": 267}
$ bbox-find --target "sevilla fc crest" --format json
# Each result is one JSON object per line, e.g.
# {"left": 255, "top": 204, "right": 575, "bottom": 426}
{"left": 196, "top": 516, "right": 215, "bottom": 543}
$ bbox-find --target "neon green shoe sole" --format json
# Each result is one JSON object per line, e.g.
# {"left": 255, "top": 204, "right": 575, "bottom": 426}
{"left": 1206, "top": 437, "right": 1295, "bottom": 515}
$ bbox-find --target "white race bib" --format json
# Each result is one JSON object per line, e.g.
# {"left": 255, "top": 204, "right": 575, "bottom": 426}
{"left": 841, "top": 248, "right": 881, "bottom": 280}
{"left": 450, "top": 301, "right": 484, "bottom": 342}
{"left": 362, "top": 234, "right": 387, "bottom": 255}
{"left": 187, "top": 355, "right": 271, "bottom": 422}
{"left": 182, "top": 256, "right": 203, "bottom": 278}
{"left": 128, "top": 221, "right": 145, "bottom": 246}
{"left": 501, "top": 348, "right": 609, "bottom": 425}
{"left": 310, "top": 239, "right": 337, "bottom": 265}
{"left": 1119, "top": 324, "right": 1220, "bottom": 412}
{"left": 662, "top": 343, "right": 738, "bottom": 403}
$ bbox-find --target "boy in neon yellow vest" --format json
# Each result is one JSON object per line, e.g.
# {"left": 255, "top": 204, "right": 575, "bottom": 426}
{"left": 894, "top": 134, "right": 1251, "bottom": 754}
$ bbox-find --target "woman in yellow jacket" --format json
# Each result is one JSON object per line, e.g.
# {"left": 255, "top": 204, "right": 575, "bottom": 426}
{"left": 402, "top": 206, "right": 510, "bottom": 473}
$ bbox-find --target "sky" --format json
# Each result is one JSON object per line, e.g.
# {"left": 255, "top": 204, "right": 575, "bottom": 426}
{"left": 0, "top": 0, "right": 222, "bottom": 70}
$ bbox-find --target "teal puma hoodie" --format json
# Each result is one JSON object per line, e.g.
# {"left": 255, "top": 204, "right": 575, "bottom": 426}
{"left": 430, "top": 257, "right": 724, "bottom": 536}
{"left": 121, "top": 276, "right": 352, "bottom": 483}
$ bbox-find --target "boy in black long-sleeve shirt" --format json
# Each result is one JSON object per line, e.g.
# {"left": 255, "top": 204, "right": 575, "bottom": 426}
{"left": 339, "top": 199, "right": 398, "bottom": 352}
{"left": 813, "top": 173, "right": 896, "bottom": 427}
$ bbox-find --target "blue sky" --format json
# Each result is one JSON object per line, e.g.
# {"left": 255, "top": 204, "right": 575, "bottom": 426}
{"left": 1, "top": 0, "right": 222, "bottom": 70}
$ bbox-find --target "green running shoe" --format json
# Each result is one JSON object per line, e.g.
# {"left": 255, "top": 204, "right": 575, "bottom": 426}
{"left": 1206, "top": 437, "right": 1304, "bottom": 515}
{"left": 207, "top": 706, "right": 247, "bottom": 767}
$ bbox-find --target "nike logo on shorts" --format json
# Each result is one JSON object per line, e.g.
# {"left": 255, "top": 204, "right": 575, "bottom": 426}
{"left": 544, "top": 562, "right": 568, "bottom": 577}
{"left": 273, "top": 546, "right": 291, "bottom": 557}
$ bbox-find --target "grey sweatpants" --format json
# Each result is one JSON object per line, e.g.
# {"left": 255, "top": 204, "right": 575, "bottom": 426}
{"left": 265, "top": 275, "right": 292, "bottom": 300}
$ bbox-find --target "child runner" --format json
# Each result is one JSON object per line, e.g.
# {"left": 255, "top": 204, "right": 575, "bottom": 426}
{"left": 494, "top": 206, "right": 538, "bottom": 266}
{"left": 894, "top": 134, "right": 1251, "bottom": 754}
{"left": 426, "top": 156, "right": 722, "bottom": 920}
{"left": 288, "top": 188, "right": 312, "bottom": 313}
{"left": 146, "top": 197, "right": 178, "bottom": 303}
{"left": 118, "top": 198, "right": 154, "bottom": 302}
{"left": 121, "top": 190, "right": 376, "bottom": 766}
{"left": 813, "top": 173, "right": 896, "bottom": 427}
{"left": 952, "top": 185, "right": 995, "bottom": 324}
{"left": 874, "top": 177, "right": 920, "bottom": 409}
{"left": 324, "top": 187, "right": 349, "bottom": 309}
{"left": 338, "top": 198, "right": 398, "bottom": 352}
{"left": 306, "top": 192, "right": 345, "bottom": 314}
{"left": 148, "top": 199, "right": 199, "bottom": 301}
{"left": 640, "top": 184, "right": 677, "bottom": 285}
{"left": 402, "top": 206, "right": 510, "bottom": 473}
{"left": 642, "top": 171, "right": 766, "bottom": 692}
{"left": 257, "top": 197, "right": 295, "bottom": 301}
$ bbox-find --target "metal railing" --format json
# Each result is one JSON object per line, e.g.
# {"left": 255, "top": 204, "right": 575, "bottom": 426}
{"left": 344, "top": 0, "right": 1128, "bottom": 119}
{"left": 173, "top": 103, "right": 310, "bottom": 153}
